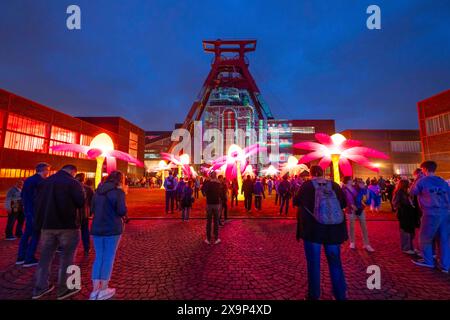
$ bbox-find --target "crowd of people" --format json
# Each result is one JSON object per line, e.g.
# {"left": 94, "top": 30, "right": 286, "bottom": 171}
{"left": 3, "top": 163, "right": 128, "bottom": 300}
{"left": 2, "top": 159, "right": 449, "bottom": 300}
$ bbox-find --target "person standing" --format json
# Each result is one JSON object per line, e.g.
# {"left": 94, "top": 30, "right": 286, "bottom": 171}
{"left": 175, "top": 177, "right": 186, "bottom": 212}
{"left": 267, "top": 177, "right": 273, "bottom": 196}
{"left": 274, "top": 177, "right": 280, "bottom": 205}
{"left": 201, "top": 171, "right": 222, "bottom": 245}
{"left": 32, "top": 165, "right": 85, "bottom": 300}
{"left": 253, "top": 177, "right": 265, "bottom": 211}
{"left": 294, "top": 165, "right": 348, "bottom": 300}
{"left": 89, "top": 171, "right": 128, "bottom": 300}
{"left": 17, "top": 162, "right": 50, "bottom": 267}
{"left": 194, "top": 177, "right": 201, "bottom": 199}
{"left": 164, "top": 171, "right": 178, "bottom": 214}
{"left": 367, "top": 179, "right": 382, "bottom": 213}
{"left": 230, "top": 178, "right": 239, "bottom": 207}
{"left": 242, "top": 175, "right": 254, "bottom": 213}
{"left": 385, "top": 180, "right": 395, "bottom": 212}
{"left": 75, "top": 173, "right": 94, "bottom": 255}
{"left": 392, "top": 179, "right": 420, "bottom": 255}
{"left": 342, "top": 177, "right": 374, "bottom": 252}
{"left": 5, "top": 179, "right": 25, "bottom": 240}
{"left": 278, "top": 175, "right": 291, "bottom": 215}
{"left": 410, "top": 161, "right": 450, "bottom": 273}
{"left": 218, "top": 175, "right": 228, "bottom": 225}
{"left": 181, "top": 180, "right": 194, "bottom": 222}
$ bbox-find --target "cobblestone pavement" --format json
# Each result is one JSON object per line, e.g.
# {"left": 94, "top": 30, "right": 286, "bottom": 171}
{"left": 0, "top": 217, "right": 449, "bottom": 300}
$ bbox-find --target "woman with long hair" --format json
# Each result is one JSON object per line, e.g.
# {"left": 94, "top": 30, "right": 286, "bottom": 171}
{"left": 89, "top": 171, "right": 127, "bottom": 300}
{"left": 392, "top": 179, "right": 420, "bottom": 255}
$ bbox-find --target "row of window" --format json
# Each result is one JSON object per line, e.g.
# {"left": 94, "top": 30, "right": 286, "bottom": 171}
{"left": 1, "top": 113, "right": 95, "bottom": 157}
{"left": 425, "top": 112, "right": 450, "bottom": 136}
{"left": 390, "top": 141, "right": 421, "bottom": 153}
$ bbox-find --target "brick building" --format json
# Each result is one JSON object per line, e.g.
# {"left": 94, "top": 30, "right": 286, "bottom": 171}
{"left": 417, "top": 89, "right": 450, "bottom": 179}
{"left": 0, "top": 89, "right": 145, "bottom": 190}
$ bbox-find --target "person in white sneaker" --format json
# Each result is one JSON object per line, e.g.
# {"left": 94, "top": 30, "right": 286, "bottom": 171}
{"left": 90, "top": 171, "right": 128, "bottom": 300}
{"left": 342, "top": 177, "right": 374, "bottom": 252}
{"left": 410, "top": 161, "right": 450, "bottom": 272}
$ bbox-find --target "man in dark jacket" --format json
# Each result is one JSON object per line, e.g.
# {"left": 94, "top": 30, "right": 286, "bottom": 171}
{"left": 242, "top": 175, "right": 254, "bottom": 213}
{"left": 279, "top": 175, "right": 291, "bottom": 215}
{"left": 293, "top": 165, "right": 348, "bottom": 300}
{"left": 201, "top": 171, "right": 223, "bottom": 244}
{"left": 32, "top": 165, "right": 85, "bottom": 300}
{"left": 17, "top": 162, "right": 50, "bottom": 267}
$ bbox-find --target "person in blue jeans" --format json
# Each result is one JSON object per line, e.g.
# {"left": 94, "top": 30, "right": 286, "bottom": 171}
{"left": 164, "top": 171, "right": 178, "bottom": 214}
{"left": 410, "top": 161, "right": 450, "bottom": 273}
{"left": 294, "top": 165, "right": 348, "bottom": 300}
{"left": 90, "top": 171, "right": 128, "bottom": 300}
{"left": 17, "top": 162, "right": 50, "bottom": 267}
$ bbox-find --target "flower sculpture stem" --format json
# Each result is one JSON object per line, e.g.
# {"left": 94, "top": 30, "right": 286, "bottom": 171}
{"left": 236, "top": 160, "right": 244, "bottom": 201}
{"left": 95, "top": 157, "right": 105, "bottom": 188}
{"left": 331, "top": 154, "right": 340, "bottom": 184}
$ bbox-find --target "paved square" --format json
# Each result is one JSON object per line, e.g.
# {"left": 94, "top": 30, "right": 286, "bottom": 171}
{"left": 0, "top": 215, "right": 449, "bottom": 300}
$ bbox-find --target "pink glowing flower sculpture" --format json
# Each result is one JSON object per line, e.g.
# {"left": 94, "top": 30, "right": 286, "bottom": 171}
{"left": 160, "top": 153, "right": 195, "bottom": 178}
{"left": 294, "top": 133, "right": 389, "bottom": 182}
{"left": 51, "top": 133, "right": 144, "bottom": 187}
{"left": 209, "top": 144, "right": 264, "bottom": 180}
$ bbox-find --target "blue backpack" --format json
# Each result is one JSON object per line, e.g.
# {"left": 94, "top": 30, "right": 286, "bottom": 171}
{"left": 305, "top": 179, "right": 344, "bottom": 225}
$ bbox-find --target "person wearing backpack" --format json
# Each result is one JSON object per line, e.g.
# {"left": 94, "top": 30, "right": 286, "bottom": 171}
{"left": 278, "top": 175, "right": 291, "bottom": 215}
{"left": 164, "top": 171, "right": 178, "bottom": 214}
{"left": 342, "top": 177, "right": 374, "bottom": 252}
{"left": 410, "top": 161, "right": 450, "bottom": 273}
{"left": 181, "top": 180, "right": 194, "bottom": 221}
{"left": 294, "top": 165, "right": 348, "bottom": 300}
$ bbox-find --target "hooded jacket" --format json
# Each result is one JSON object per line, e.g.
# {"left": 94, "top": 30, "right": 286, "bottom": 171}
{"left": 91, "top": 181, "right": 127, "bottom": 236}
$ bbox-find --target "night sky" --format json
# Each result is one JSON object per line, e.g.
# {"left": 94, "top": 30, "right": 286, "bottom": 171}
{"left": 1, "top": 0, "right": 449, "bottom": 132}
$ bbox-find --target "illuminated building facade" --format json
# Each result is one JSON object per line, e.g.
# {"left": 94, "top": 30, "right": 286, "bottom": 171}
{"left": 268, "top": 119, "right": 335, "bottom": 163}
{"left": 417, "top": 89, "right": 450, "bottom": 179}
{"left": 0, "top": 88, "right": 145, "bottom": 190}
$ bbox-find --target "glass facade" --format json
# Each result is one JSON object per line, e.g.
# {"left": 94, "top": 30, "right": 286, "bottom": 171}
{"left": 4, "top": 113, "right": 48, "bottom": 153}
{"left": 49, "top": 125, "right": 78, "bottom": 157}
{"left": 393, "top": 163, "right": 420, "bottom": 176}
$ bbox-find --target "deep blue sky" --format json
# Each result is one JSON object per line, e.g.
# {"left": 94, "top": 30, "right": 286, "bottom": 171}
{"left": 1, "top": 0, "right": 449, "bottom": 131}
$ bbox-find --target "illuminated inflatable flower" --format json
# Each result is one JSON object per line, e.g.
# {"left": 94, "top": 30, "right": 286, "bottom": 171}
{"left": 160, "top": 152, "right": 195, "bottom": 178}
{"left": 51, "top": 133, "right": 143, "bottom": 187}
{"left": 294, "top": 133, "right": 389, "bottom": 183}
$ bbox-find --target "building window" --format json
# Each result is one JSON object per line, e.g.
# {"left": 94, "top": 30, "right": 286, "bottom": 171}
{"left": 4, "top": 113, "right": 48, "bottom": 152}
{"left": 4, "top": 131, "right": 46, "bottom": 153}
{"left": 49, "top": 126, "right": 78, "bottom": 157}
{"left": 391, "top": 141, "right": 421, "bottom": 153}
{"left": 6, "top": 113, "right": 47, "bottom": 137}
{"left": 129, "top": 131, "right": 138, "bottom": 158}
{"left": 425, "top": 112, "right": 450, "bottom": 136}
{"left": 393, "top": 163, "right": 420, "bottom": 176}
{"left": 0, "top": 168, "right": 36, "bottom": 178}
{"left": 291, "top": 126, "right": 315, "bottom": 134}
{"left": 79, "top": 134, "right": 93, "bottom": 159}
{"left": 223, "top": 109, "right": 236, "bottom": 130}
